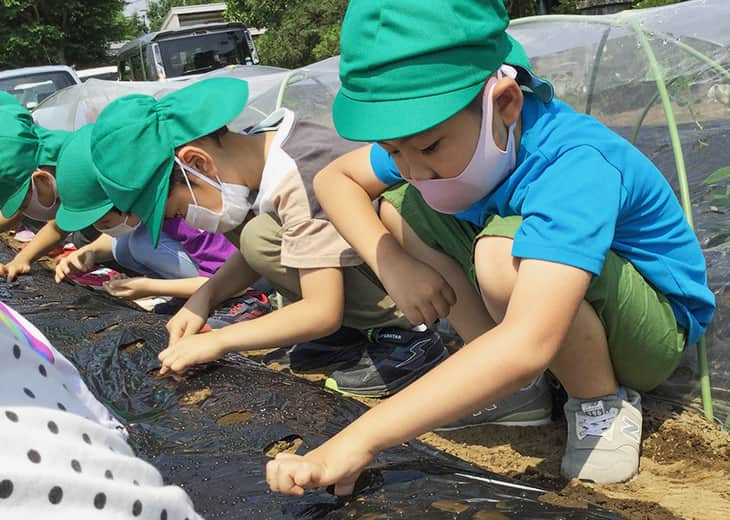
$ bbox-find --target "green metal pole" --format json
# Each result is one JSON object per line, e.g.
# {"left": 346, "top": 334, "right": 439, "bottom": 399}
{"left": 633, "top": 22, "right": 713, "bottom": 422}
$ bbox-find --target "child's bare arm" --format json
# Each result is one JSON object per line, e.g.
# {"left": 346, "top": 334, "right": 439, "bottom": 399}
{"left": 314, "top": 146, "right": 455, "bottom": 325}
{"left": 103, "top": 276, "right": 210, "bottom": 299}
{"left": 55, "top": 234, "right": 114, "bottom": 283}
{"left": 165, "top": 252, "right": 259, "bottom": 346}
{"left": 0, "top": 210, "right": 22, "bottom": 232}
{"left": 0, "top": 220, "right": 67, "bottom": 282}
{"left": 314, "top": 145, "right": 396, "bottom": 277}
{"left": 158, "top": 266, "right": 345, "bottom": 374}
{"left": 267, "top": 259, "right": 592, "bottom": 496}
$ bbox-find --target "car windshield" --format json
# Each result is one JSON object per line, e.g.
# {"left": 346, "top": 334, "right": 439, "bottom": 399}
{"left": 0, "top": 71, "right": 76, "bottom": 109}
{"left": 158, "top": 30, "right": 252, "bottom": 78}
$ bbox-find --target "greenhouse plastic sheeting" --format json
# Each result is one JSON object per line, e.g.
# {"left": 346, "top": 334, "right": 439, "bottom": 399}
{"left": 0, "top": 245, "right": 621, "bottom": 519}
{"left": 31, "top": 64, "right": 290, "bottom": 133}
{"left": 507, "top": 0, "right": 730, "bottom": 425}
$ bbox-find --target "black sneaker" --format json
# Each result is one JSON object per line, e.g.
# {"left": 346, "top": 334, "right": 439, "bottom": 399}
{"left": 325, "top": 327, "right": 448, "bottom": 398}
{"left": 206, "top": 290, "right": 272, "bottom": 329}
{"left": 287, "top": 327, "right": 366, "bottom": 373}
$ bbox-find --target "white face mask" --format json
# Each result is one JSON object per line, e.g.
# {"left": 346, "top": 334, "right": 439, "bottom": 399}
{"left": 408, "top": 65, "right": 517, "bottom": 214}
{"left": 23, "top": 172, "right": 60, "bottom": 222}
{"left": 94, "top": 215, "right": 141, "bottom": 238}
{"left": 175, "top": 158, "right": 251, "bottom": 234}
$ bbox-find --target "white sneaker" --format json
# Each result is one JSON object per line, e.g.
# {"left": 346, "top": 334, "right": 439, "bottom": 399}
{"left": 561, "top": 387, "right": 642, "bottom": 483}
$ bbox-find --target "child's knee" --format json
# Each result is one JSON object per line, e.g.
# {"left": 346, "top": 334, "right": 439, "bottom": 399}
{"left": 473, "top": 235, "right": 517, "bottom": 321}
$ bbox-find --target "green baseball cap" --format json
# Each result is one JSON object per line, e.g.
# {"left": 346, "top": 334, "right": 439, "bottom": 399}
{"left": 0, "top": 101, "right": 71, "bottom": 218}
{"left": 90, "top": 78, "right": 249, "bottom": 246}
{"left": 55, "top": 124, "right": 115, "bottom": 232}
{"left": 0, "top": 91, "right": 21, "bottom": 107}
{"left": 334, "top": 0, "right": 552, "bottom": 141}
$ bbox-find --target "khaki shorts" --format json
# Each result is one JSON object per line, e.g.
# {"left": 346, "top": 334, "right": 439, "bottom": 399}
{"left": 382, "top": 183, "right": 686, "bottom": 391}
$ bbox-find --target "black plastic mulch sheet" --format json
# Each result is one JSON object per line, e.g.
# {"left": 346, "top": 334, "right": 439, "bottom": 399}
{"left": 0, "top": 246, "right": 621, "bottom": 519}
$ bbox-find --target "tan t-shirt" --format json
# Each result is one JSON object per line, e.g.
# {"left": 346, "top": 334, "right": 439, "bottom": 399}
{"left": 234, "top": 109, "right": 362, "bottom": 269}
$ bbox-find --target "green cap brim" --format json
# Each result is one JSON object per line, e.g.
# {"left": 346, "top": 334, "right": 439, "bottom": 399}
{"left": 1, "top": 178, "right": 31, "bottom": 218}
{"left": 334, "top": 81, "right": 485, "bottom": 142}
{"left": 55, "top": 202, "right": 114, "bottom": 232}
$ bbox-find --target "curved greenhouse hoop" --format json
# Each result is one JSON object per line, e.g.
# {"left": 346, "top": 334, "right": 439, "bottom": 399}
{"left": 511, "top": 12, "right": 725, "bottom": 422}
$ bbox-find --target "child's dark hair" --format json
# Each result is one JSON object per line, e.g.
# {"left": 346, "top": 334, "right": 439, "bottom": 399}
{"left": 169, "top": 126, "right": 228, "bottom": 190}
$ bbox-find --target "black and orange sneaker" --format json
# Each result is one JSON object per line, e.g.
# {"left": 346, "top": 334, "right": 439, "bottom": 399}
{"left": 206, "top": 290, "right": 272, "bottom": 329}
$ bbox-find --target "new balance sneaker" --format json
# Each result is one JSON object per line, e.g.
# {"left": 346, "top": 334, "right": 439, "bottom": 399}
{"left": 434, "top": 374, "right": 553, "bottom": 431}
{"left": 561, "top": 387, "right": 642, "bottom": 483}
{"left": 287, "top": 327, "right": 366, "bottom": 373}
{"left": 206, "top": 290, "right": 272, "bottom": 329}
{"left": 325, "top": 327, "right": 448, "bottom": 398}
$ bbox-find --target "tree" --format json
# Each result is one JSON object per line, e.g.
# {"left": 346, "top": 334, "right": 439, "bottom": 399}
{"left": 0, "top": 0, "right": 143, "bottom": 69}
{"left": 146, "top": 0, "right": 212, "bottom": 31}
{"left": 226, "top": 0, "right": 348, "bottom": 69}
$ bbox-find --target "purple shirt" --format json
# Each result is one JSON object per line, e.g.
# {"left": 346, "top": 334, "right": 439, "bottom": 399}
{"left": 161, "top": 218, "right": 237, "bottom": 277}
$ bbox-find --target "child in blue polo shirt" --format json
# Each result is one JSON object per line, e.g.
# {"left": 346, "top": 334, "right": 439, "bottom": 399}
{"left": 265, "top": 0, "right": 715, "bottom": 491}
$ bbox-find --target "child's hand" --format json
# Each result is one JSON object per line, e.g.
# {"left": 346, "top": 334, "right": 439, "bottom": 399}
{"left": 380, "top": 253, "right": 456, "bottom": 325}
{"left": 102, "top": 277, "right": 152, "bottom": 299}
{"left": 166, "top": 298, "right": 209, "bottom": 347}
{"left": 157, "top": 332, "right": 225, "bottom": 375}
{"left": 266, "top": 437, "right": 375, "bottom": 496}
{"left": 0, "top": 258, "right": 32, "bottom": 282}
{"left": 55, "top": 249, "right": 96, "bottom": 283}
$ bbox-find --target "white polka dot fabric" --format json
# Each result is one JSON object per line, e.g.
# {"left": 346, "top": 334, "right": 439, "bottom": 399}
{"left": 0, "top": 302, "right": 203, "bottom": 520}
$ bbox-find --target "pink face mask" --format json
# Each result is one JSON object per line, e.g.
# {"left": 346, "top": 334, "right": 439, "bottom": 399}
{"left": 408, "top": 65, "right": 517, "bottom": 214}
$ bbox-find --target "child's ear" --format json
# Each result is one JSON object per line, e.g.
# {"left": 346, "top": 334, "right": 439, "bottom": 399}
{"left": 492, "top": 78, "right": 523, "bottom": 127}
{"left": 177, "top": 145, "right": 216, "bottom": 175}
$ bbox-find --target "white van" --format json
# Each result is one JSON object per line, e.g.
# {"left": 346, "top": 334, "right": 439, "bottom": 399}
{"left": 0, "top": 65, "right": 82, "bottom": 110}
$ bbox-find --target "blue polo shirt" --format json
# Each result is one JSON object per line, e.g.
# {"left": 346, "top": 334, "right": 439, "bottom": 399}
{"left": 370, "top": 94, "right": 715, "bottom": 346}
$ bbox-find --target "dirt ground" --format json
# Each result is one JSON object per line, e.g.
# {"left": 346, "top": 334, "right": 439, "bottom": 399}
{"left": 4, "top": 235, "right": 729, "bottom": 520}
{"left": 419, "top": 399, "right": 729, "bottom": 520}
{"left": 253, "top": 348, "right": 730, "bottom": 520}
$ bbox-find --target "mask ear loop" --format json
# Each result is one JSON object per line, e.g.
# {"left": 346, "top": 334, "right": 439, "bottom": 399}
{"left": 175, "top": 158, "right": 201, "bottom": 207}
{"left": 174, "top": 157, "right": 223, "bottom": 190}
{"left": 494, "top": 65, "right": 518, "bottom": 140}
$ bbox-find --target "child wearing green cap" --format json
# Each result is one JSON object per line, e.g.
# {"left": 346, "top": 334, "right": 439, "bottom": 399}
{"left": 86, "top": 77, "right": 447, "bottom": 397}
{"left": 265, "top": 0, "right": 715, "bottom": 489}
{"left": 52, "top": 123, "right": 260, "bottom": 321}
{"left": 0, "top": 92, "right": 73, "bottom": 282}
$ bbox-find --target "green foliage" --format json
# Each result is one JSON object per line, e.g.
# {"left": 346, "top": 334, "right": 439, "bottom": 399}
{"left": 0, "top": 0, "right": 141, "bottom": 69}
{"left": 146, "top": 0, "right": 212, "bottom": 32}
{"left": 226, "top": 0, "right": 347, "bottom": 69}
{"left": 703, "top": 167, "right": 730, "bottom": 186}
{"left": 504, "top": 0, "right": 540, "bottom": 18}
{"left": 703, "top": 167, "right": 730, "bottom": 209}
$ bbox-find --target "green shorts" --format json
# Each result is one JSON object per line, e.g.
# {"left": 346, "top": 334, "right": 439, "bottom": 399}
{"left": 382, "top": 183, "right": 686, "bottom": 392}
